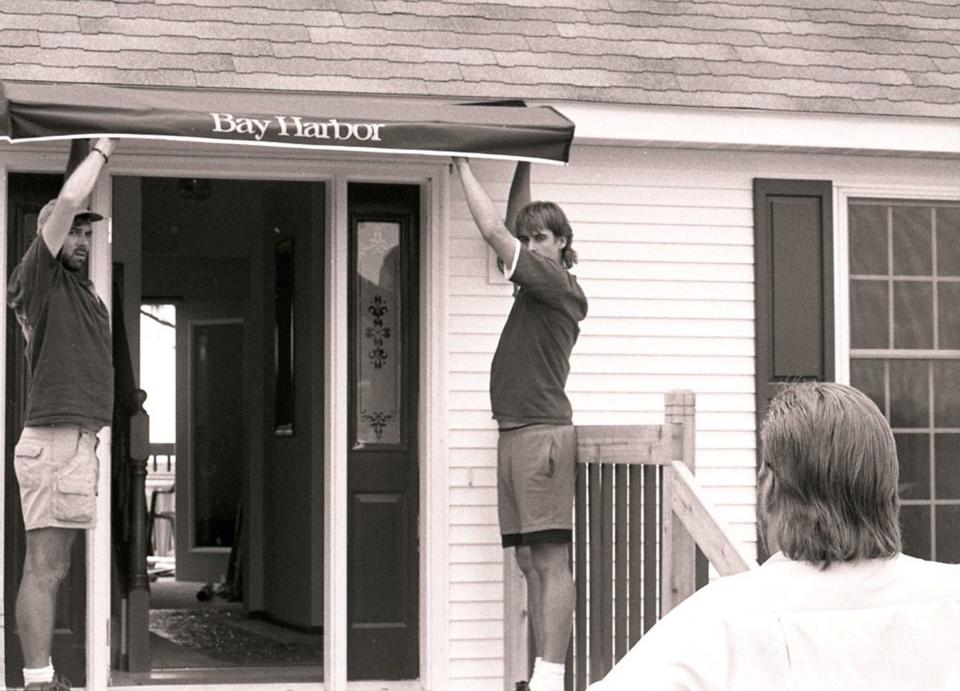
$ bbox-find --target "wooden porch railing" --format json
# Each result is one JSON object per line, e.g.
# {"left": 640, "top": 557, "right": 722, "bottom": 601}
{"left": 147, "top": 442, "right": 176, "bottom": 474}
{"left": 503, "top": 390, "right": 759, "bottom": 691}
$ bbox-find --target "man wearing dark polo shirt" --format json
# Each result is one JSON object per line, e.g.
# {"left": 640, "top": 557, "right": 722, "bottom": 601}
{"left": 7, "top": 137, "right": 115, "bottom": 691}
{"left": 454, "top": 157, "right": 587, "bottom": 691}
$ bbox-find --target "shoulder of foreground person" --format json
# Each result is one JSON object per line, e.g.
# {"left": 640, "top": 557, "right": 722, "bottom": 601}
{"left": 585, "top": 569, "right": 790, "bottom": 691}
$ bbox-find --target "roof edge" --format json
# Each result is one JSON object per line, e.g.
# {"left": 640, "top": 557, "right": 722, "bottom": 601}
{"left": 549, "top": 102, "right": 960, "bottom": 158}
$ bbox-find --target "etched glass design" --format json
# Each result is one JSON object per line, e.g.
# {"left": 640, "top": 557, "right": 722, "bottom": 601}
{"left": 355, "top": 221, "right": 401, "bottom": 446}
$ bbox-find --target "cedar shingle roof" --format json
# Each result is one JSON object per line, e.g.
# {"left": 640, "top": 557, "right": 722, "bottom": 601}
{"left": 2, "top": 0, "right": 959, "bottom": 118}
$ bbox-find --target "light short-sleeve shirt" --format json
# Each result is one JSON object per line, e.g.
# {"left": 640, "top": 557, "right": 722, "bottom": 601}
{"left": 7, "top": 237, "right": 113, "bottom": 428}
{"left": 589, "top": 552, "right": 960, "bottom": 691}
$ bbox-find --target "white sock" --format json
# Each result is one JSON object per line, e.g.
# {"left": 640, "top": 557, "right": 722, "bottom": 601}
{"left": 529, "top": 658, "right": 565, "bottom": 691}
{"left": 23, "top": 660, "right": 54, "bottom": 685}
{"left": 529, "top": 656, "right": 542, "bottom": 684}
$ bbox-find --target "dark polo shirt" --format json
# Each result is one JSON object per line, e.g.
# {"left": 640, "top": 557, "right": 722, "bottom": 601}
{"left": 490, "top": 242, "right": 587, "bottom": 425}
{"left": 7, "top": 237, "right": 113, "bottom": 428}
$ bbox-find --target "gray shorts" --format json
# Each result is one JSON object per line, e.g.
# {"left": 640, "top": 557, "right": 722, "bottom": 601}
{"left": 14, "top": 426, "right": 99, "bottom": 530}
{"left": 497, "top": 424, "right": 576, "bottom": 547}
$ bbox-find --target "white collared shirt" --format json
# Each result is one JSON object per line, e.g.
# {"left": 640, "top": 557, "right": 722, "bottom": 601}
{"left": 589, "top": 552, "right": 960, "bottom": 690}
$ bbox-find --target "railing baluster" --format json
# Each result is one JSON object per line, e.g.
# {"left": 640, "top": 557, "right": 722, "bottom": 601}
{"left": 127, "top": 389, "right": 150, "bottom": 672}
{"left": 588, "top": 463, "right": 602, "bottom": 683}
{"left": 614, "top": 464, "right": 628, "bottom": 662}
{"left": 575, "top": 462, "right": 588, "bottom": 691}
{"left": 643, "top": 464, "right": 657, "bottom": 633}
{"left": 599, "top": 464, "right": 614, "bottom": 676}
{"left": 628, "top": 464, "right": 643, "bottom": 646}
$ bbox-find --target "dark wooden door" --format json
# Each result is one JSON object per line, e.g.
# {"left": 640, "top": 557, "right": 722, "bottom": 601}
{"left": 5, "top": 174, "right": 87, "bottom": 687}
{"left": 347, "top": 183, "right": 420, "bottom": 680}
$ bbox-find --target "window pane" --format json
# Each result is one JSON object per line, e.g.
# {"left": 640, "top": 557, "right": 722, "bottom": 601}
{"left": 938, "top": 282, "right": 960, "bottom": 349}
{"left": 892, "top": 205, "right": 932, "bottom": 276}
{"left": 849, "top": 204, "right": 888, "bottom": 275}
{"left": 850, "top": 279, "right": 888, "bottom": 349}
{"left": 899, "top": 504, "right": 931, "bottom": 561}
{"left": 850, "top": 359, "right": 885, "bottom": 415}
{"left": 935, "top": 506, "right": 960, "bottom": 564}
{"left": 895, "top": 433, "right": 930, "bottom": 500}
{"left": 355, "top": 221, "right": 402, "bottom": 446}
{"left": 936, "top": 206, "right": 960, "bottom": 277}
{"left": 933, "top": 361, "right": 960, "bottom": 428}
{"left": 892, "top": 281, "right": 933, "bottom": 349}
{"left": 889, "top": 360, "right": 929, "bottom": 429}
{"left": 934, "top": 434, "right": 960, "bottom": 500}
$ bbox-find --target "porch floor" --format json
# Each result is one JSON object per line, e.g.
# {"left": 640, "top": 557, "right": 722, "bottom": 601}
{"left": 107, "top": 577, "right": 324, "bottom": 687}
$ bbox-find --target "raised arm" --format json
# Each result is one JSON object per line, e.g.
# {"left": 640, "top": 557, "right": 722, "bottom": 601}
{"left": 453, "top": 157, "right": 518, "bottom": 267}
{"left": 41, "top": 137, "right": 115, "bottom": 257}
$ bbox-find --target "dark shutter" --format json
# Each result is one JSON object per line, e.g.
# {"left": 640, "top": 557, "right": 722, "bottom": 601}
{"left": 753, "top": 178, "right": 834, "bottom": 560}
{"left": 753, "top": 178, "right": 834, "bottom": 432}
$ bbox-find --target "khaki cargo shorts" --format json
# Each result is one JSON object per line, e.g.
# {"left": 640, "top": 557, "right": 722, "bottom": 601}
{"left": 14, "top": 426, "right": 100, "bottom": 530}
{"left": 497, "top": 424, "right": 576, "bottom": 548}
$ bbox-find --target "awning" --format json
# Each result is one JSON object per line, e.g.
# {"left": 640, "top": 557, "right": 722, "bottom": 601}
{"left": 0, "top": 80, "right": 574, "bottom": 164}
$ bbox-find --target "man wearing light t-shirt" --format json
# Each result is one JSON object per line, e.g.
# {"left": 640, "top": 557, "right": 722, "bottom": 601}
{"left": 589, "top": 382, "right": 960, "bottom": 691}
{"left": 454, "top": 157, "right": 587, "bottom": 691}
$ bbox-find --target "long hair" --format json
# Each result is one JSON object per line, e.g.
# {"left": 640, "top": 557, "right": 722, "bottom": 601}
{"left": 760, "top": 381, "right": 901, "bottom": 568}
{"left": 514, "top": 201, "right": 578, "bottom": 268}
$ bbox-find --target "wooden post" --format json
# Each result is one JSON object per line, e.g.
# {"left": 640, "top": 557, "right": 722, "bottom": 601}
{"left": 503, "top": 551, "right": 529, "bottom": 691}
{"left": 126, "top": 389, "right": 151, "bottom": 671}
{"left": 660, "top": 390, "right": 696, "bottom": 616}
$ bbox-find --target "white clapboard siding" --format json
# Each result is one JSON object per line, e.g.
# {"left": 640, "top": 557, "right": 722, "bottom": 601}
{"left": 446, "top": 142, "right": 960, "bottom": 689}
{"left": 446, "top": 143, "right": 758, "bottom": 689}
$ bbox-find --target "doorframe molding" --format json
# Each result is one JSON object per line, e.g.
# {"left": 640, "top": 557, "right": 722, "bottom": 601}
{"left": 331, "top": 163, "right": 451, "bottom": 689}
{"left": 0, "top": 160, "right": 7, "bottom": 685}
{"left": 1, "top": 141, "right": 452, "bottom": 691}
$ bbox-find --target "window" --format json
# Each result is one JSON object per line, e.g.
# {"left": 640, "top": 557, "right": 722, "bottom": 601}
{"left": 848, "top": 200, "right": 960, "bottom": 562}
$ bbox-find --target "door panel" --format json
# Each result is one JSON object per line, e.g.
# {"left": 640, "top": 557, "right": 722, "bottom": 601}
{"left": 175, "top": 310, "right": 244, "bottom": 583}
{"left": 347, "top": 183, "right": 419, "bottom": 680}
{"left": 5, "top": 174, "right": 86, "bottom": 687}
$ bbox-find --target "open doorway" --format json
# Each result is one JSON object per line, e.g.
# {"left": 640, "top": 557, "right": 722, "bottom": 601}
{"left": 110, "top": 176, "right": 326, "bottom": 685}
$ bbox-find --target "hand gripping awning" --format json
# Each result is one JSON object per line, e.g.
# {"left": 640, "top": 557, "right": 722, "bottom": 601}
{"left": 0, "top": 80, "right": 574, "bottom": 164}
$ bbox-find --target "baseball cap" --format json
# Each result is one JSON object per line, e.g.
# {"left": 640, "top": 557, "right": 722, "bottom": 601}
{"left": 36, "top": 198, "right": 104, "bottom": 233}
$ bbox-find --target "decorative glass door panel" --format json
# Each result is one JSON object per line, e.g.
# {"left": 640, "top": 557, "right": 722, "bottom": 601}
{"left": 849, "top": 200, "right": 960, "bottom": 563}
{"left": 354, "top": 221, "right": 402, "bottom": 448}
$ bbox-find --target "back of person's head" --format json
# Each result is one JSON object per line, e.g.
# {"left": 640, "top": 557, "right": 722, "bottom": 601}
{"left": 514, "top": 201, "right": 578, "bottom": 268}
{"left": 759, "top": 381, "right": 901, "bottom": 568}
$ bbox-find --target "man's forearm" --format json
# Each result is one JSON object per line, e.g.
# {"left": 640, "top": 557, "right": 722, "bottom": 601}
{"left": 42, "top": 138, "right": 114, "bottom": 256}
{"left": 453, "top": 157, "right": 517, "bottom": 264}
{"left": 58, "top": 138, "right": 113, "bottom": 208}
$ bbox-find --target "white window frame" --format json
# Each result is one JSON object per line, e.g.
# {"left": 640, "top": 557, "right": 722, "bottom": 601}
{"left": 835, "top": 183, "right": 960, "bottom": 566}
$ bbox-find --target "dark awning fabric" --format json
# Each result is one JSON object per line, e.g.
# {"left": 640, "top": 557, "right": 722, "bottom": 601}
{"left": 0, "top": 81, "right": 575, "bottom": 164}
